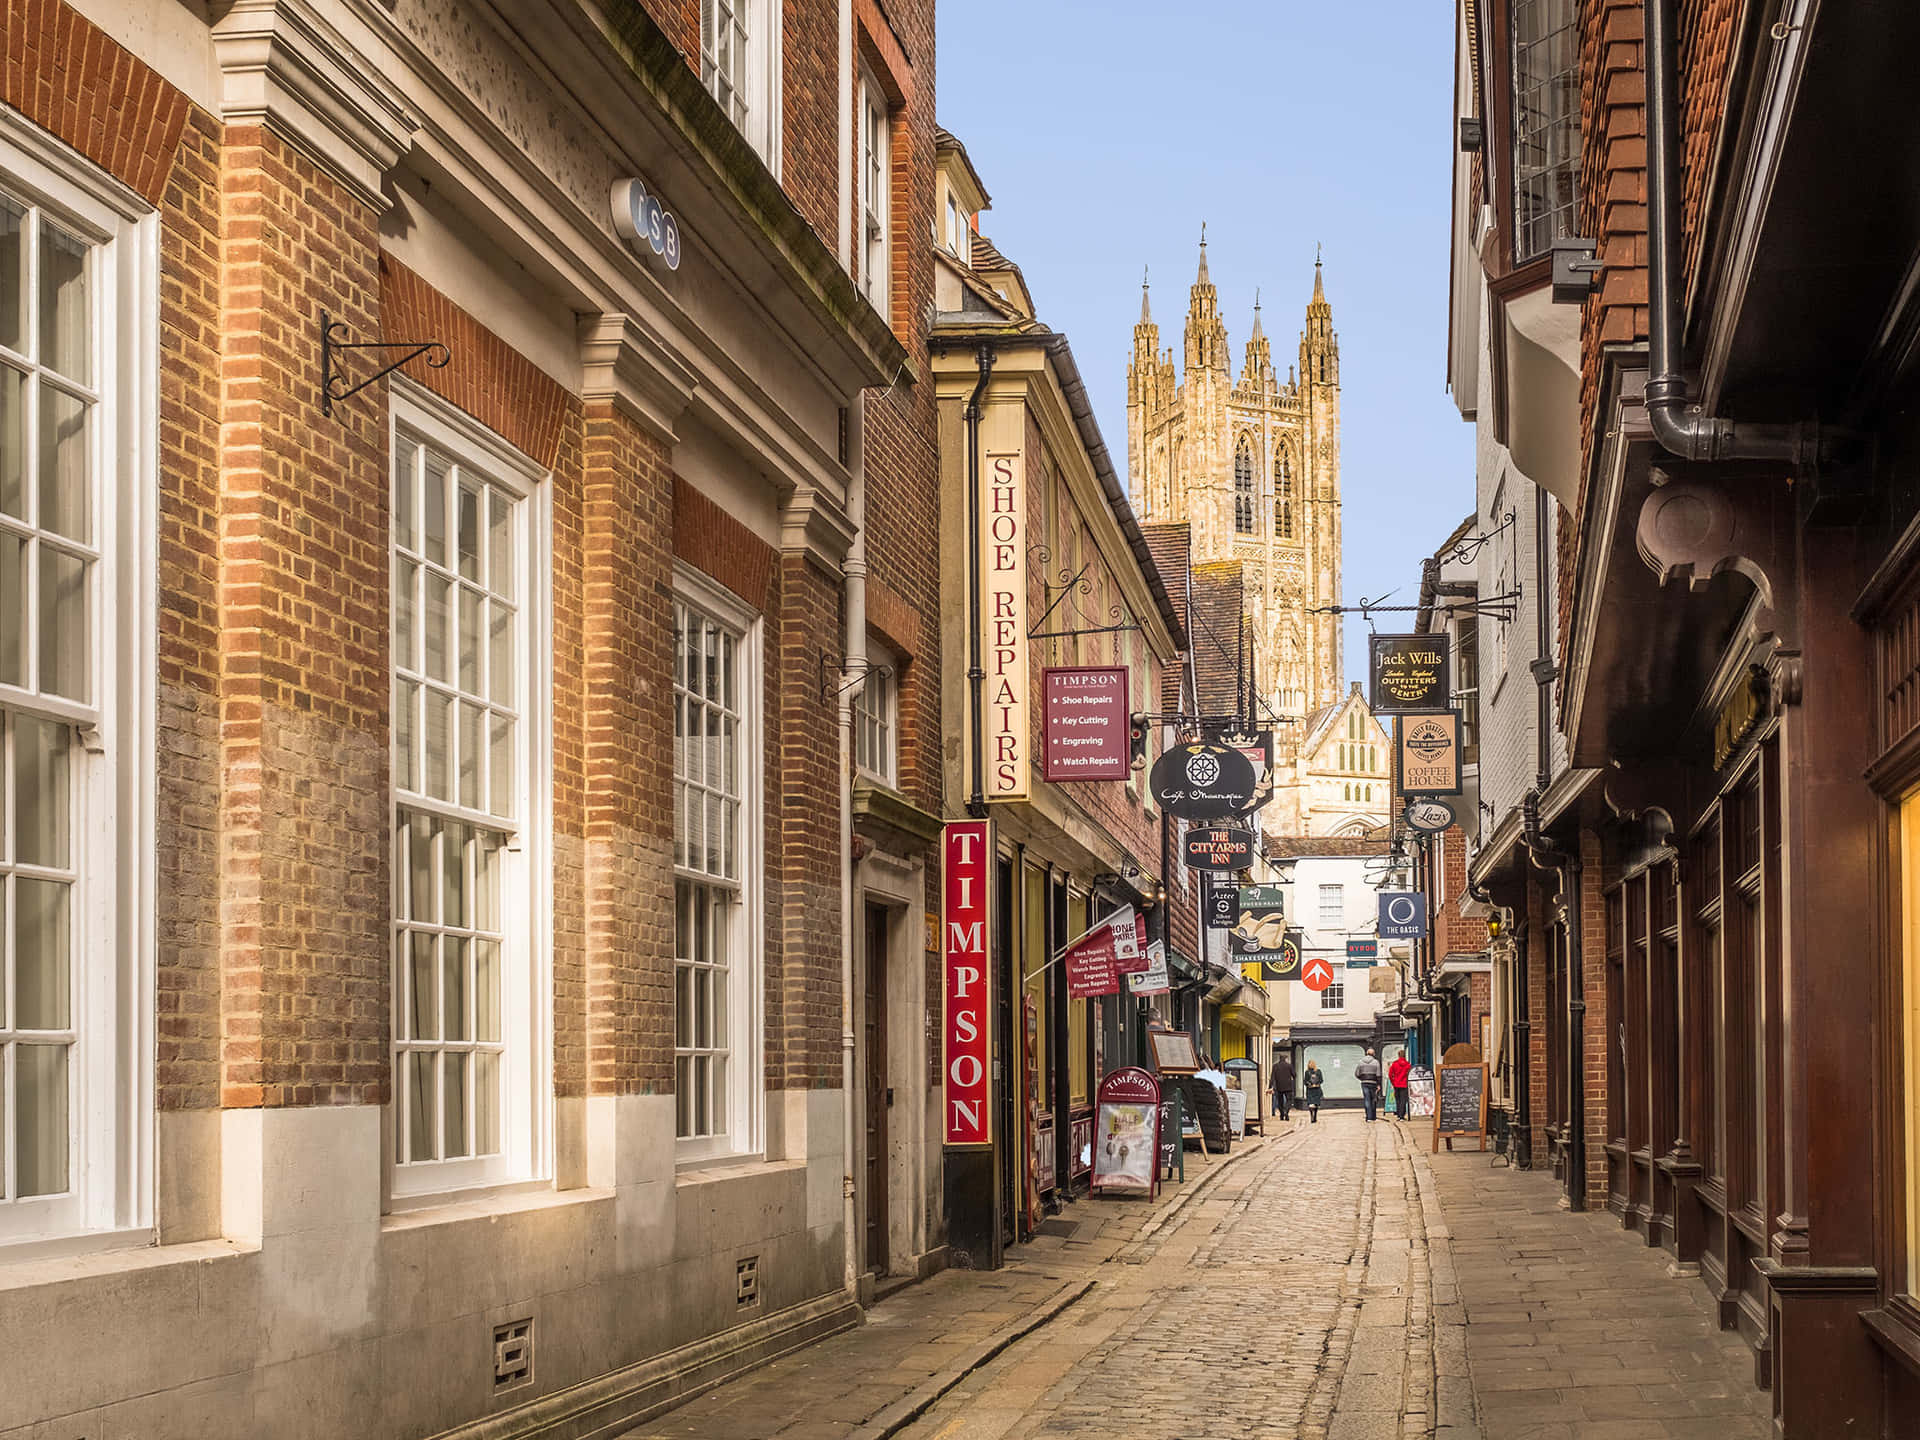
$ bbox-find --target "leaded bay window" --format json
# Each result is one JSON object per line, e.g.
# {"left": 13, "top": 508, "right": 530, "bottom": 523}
{"left": 0, "top": 138, "right": 153, "bottom": 1247}
{"left": 674, "top": 573, "right": 761, "bottom": 1157}
{"left": 1512, "top": 0, "right": 1581, "bottom": 264}
{"left": 391, "top": 397, "right": 544, "bottom": 1194}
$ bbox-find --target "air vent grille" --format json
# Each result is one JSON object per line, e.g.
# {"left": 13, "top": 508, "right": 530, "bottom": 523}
{"left": 736, "top": 1256, "right": 760, "bottom": 1308}
{"left": 493, "top": 1319, "right": 533, "bottom": 1391}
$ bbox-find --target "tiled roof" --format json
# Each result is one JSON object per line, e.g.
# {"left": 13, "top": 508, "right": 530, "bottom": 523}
{"left": 1188, "top": 562, "right": 1247, "bottom": 718}
{"left": 1140, "top": 523, "right": 1191, "bottom": 631}
{"left": 1268, "top": 835, "right": 1390, "bottom": 858}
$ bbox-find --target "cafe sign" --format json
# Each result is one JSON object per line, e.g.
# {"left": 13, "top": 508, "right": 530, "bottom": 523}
{"left": 1404, "top": 797, "right": 1457, "bottom": 833}
{"left": 1183, "top": 825, "right": 1254, "bottom": 872}
{"left": 1396, "top": 711, "right": 1463, "bottom": 796}
{"left": 1149, "top": 742, "right": 1258, "bottom": 819}
{"left": 942, "top": 821, "right": 993, "bottom": 1146}
{"left": 981, "top": 448, "right": 1029, "bottom": 800}
{"left": 1370, "top": 633, "right": 1451, "bottom": 714}
{"left": 1042, "top": 666, "right": 1131, "bottom": 781}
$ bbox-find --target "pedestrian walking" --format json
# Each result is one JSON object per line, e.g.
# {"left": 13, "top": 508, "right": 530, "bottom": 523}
{"left": 1272, "top": 1050, "right": 1295, "bottom": 1121}
{"left": 1356, "top": 1047, "right": 1383, "bottom": 1122}
{"left": 1388, "top": 1048, "right": 1412, "bottom": 1120}
{"left": 1304, "top": 1060, "right": 1324, "bottom": 1122}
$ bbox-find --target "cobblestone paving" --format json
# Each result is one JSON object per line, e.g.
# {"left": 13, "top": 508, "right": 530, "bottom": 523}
{"left": 624, "top": 1115, "right": 1773, "bottom": 1440}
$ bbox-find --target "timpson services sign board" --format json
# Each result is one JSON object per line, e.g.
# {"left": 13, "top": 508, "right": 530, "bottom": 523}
{"left": 981, "top": 449, "right": 1029, "bottom": 800}
{"left": 1369, "top": 634, "right": 1451, "bottom": 715}
{"left": 1042, "top": 667, "right": 1131, "bottom": 781}
{"left": 942, "top": 821, "right": 993, "bottom": 1146}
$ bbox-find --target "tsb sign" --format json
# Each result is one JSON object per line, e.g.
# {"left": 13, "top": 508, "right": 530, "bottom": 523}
{"left": 942, "top": 821, "right": 993, "bottom": 1146}
{"left": 611, "top": 177, "right": 683, "bottom": 271}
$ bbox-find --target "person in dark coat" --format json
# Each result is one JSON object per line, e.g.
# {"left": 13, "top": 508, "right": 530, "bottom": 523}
{"left": 1355, "top": 1047, "right": 1383, "bottom": 1121}
{"left": 1272, "top": 1051, "right": 1295, "bottom": 1121}
{"left": 1304, "top": 1061, "right": 1325, "bottom": 1122}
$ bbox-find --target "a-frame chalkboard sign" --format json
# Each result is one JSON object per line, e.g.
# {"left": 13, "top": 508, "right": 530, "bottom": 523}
{"left": 1432, "top": 1062, "right": 1489, "bottom": 1153}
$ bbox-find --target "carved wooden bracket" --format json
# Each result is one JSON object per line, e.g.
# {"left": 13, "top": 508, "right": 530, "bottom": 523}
{"left": 1636, "top": 478, "right": 1800, "bottom": 650}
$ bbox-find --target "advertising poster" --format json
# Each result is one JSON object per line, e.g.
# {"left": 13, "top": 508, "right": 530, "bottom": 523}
{"left": 1090, "top": 1068, "right": 1161, "bottom": 1196}
{"left": 1128, "top": 940, "right": 1170, "bottom": 996}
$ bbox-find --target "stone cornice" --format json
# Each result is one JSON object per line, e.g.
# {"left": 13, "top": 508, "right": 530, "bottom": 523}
{"left": 213, "top": 0, "right": 418, "bottom": 213}
{"left": 577, "top": 312, "right": 699, "bottom": 444}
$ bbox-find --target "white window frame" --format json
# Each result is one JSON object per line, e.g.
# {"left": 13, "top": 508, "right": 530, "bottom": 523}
{"left": 1317, "top": 883, "right": 1344, "bottom": 930}
{"left": 702, "top": 0, "right": 782, "bottom": 172}
{"left": 859, "top": 67, "right": 890, "bottom": 318}
{"left": 0, "top": 115, "right": 155, "bottom": 1257}
{"left": 853, "top": 635, "right": 896, "bottom": 786}
{"left": 387, "top": 381, "right": 552, "bottom": 1206}
{"left": 1320, "top": 976, "right": 1346, "bottom": 1011}
{"left": 674, "top": 562, "right": 764, "bottom": 1166}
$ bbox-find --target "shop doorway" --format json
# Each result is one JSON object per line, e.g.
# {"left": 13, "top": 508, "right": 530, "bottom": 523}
{"left": 863, "top": 903, "right": 890, "bottom": 1277}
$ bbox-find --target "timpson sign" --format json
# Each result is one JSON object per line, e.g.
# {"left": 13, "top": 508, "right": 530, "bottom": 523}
{"left": 942, "top": 821, "right": 994, "bottom": 1147}
{"left": 981, "top": 449, "right": 1029, "bottom": 800}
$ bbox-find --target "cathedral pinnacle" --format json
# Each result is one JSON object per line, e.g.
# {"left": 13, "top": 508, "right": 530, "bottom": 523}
{"left": 1250, "top": 288, "right": 1264, "bottom": 341}
{"left": 1196, "top": 223, "right": 1209, "bottom": 285}
{"left": 1141, "top": 265, "right": 1151, "bottom": 324}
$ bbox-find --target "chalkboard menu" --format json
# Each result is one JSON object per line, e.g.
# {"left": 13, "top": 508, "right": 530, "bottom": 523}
{"left": 1157, "top": 1093, "right": 1183, "bottom": 1182}
{"left": 1432, "top": 1063, "right": 1488, "bottom": 1152}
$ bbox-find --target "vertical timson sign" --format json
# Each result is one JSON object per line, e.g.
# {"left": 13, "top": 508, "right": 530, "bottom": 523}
{"left": 981, "top": 449, "right": 1029, "bottom": 799}
{"left": 943, "top": 821, "right": 994, "bottom": 1145}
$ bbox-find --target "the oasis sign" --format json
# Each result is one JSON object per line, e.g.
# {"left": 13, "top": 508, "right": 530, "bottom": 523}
{"left": 1369, "top": 633, "right": 1451, "bottom": 714}
{"left": 942, "top": 821, "right": 993, "bottom": 1146}
{"left": 981, "top": 449, "right": 1029, "bottom": 800}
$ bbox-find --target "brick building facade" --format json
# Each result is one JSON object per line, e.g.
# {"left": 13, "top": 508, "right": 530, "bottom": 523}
{"left": 0, "top": 0, "right": 943, "bottom": 1434}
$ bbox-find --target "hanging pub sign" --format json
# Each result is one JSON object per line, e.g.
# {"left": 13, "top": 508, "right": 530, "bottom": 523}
{"left": 1041, "top": 666, "right": 1131, "bottom": 781}
{"left": 1404, "top": 796, "right": 1457, "bottom": 832}
{"left": 1396, "top": 711, "right": 1464, "bottom": 796}
{"left": 1229, "top": 884, "right": 1287, "bottom": 958}
{"left": 1228, "top": 731, "right": 1274, "bottom": 810}
{"left": 981, "top": 447, "right": 1029, "bottom": 800}
{"left": 1204, "top": 871, "right": 1238, "bottom": 931}
{"left": 1262, "top": 930, "right": 1303, "bottom": 984}
{"left": 942, "top": 821, "right": 994, "bottom": 1147}
{"left": 1149, "top": 741, "right": 1259, "bottom": 819}
{"left": 1183, "top": 825, "right": 1254, "bottom": 872}
{"left": 1369, "top": 633, "right": 1451, "bottom": 714}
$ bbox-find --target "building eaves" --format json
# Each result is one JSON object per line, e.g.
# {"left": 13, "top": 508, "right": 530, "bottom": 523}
{"left": 935, "top": 125, "right": 992, "bottom": 210}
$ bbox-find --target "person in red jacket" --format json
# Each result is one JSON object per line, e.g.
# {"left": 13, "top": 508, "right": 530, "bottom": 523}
{"left": 1388, "top": 1050, "right": 1412, "bottom": 1121}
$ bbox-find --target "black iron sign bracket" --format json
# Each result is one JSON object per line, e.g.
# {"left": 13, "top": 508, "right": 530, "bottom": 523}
{"left": 320, "top": 309, "right": 451, "bottom": 417}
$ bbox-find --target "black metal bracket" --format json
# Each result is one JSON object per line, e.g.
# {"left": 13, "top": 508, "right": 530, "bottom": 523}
{"left": 1026, "top": 552, "right": 1142, "bottom": 642}
{"left": 819, "top": 653, "right": 893, "bottom": 704}
{"left": 320, "top": 309, "right": 450, "bottom": 417}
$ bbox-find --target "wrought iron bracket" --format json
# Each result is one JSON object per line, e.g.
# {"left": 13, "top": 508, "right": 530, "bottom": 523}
{"left": 819, "top": 653, "right": 893, "bottom": 704}
{"left": 320, "top": 309, "right": 450, "bottom": 417}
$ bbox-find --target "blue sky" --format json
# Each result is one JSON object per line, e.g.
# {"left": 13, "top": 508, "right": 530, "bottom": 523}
{"left": 937, "top": 1, "right": 1475, "bottom": 682}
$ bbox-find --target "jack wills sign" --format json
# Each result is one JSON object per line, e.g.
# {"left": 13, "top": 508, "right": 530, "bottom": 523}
{"left": 981, "top": 449, "right": 1029, "bottom": 800}
{"left": 1370, "top": 634, "right": 1451, "bottom": 714}
{"left": 943, "top": 821, "right": 994, "bottom": 1146}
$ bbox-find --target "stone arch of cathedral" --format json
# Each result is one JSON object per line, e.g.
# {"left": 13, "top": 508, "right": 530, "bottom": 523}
{"left": 1274, "top": 446, "right": 1294, "bottom": 539}
{"left": 1233, "top": 433, "right": 1254, "bottom": 534}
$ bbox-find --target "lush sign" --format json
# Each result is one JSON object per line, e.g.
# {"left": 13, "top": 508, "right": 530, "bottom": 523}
{"left": 1370, "top": 633, "right": 1451, "bottom": 714}
{"left": 942, "top": 822, "right": 993, "bottom": 1146}
{"left": 1042, "top": 666, "right": 1131, "bottom": 781}
{"left": 1149, "top": 742, "right": 1258, "bottom": 819}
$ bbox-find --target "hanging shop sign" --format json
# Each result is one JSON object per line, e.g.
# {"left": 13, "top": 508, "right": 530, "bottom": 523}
{"left": 611, "top": 177, "right": 684, "bottom": 270}
{"left": 1128, "top": 940, "right": 1170, "bottom": 996}
{"left": 1229, "top": 884, "right": 1287, "bottom": 958}
{"left": 1345, "top": 938, "right": 1378, "bottom": 967}
{"left": 1063, "top": 908, "right": 1142, "bottom": 998}
{"left": 1404, "top": 796, "right": 1457, "bottom": 833}
{"left": 1300, "top": 955, "right": 1338, "bottom": 993}
{"left": 1231, "top": 731, "right": 1274, "bottom": 809}
{"left": 1396, "top": 711, "right": 1464, "bottom": 796}
{"left": 1041, "top": 666, "right": 1131, "bottom": 781}
{"left": 1204, "top": 871, "right": 1240, "bottom": 931}
{"left": 1149, "top": 741, "right": 1259, "bottom": 819}
{"left": 1183, "top": 824, "right": 1254, "bottom": 872}
{"left": 1369, "top": 633, "right": 1451, "bottom": 714}
{"left": 981, "top": 448, "right": 1029, "bottom": 800}
{"left": 1091, "top": 1068, "right": 1161, "bottom": 1197}
{"left": 1379, "top": 891, "right": 1428, "bottom": 941}
{"left": 942, "top": 821, "right": 994, "bottom": 1147}
{"left": 1262, "top": 930, "right": 1303, "bottom": 983}
{"left": 1110, "top": 906, "right": 1148, "bottom": 973}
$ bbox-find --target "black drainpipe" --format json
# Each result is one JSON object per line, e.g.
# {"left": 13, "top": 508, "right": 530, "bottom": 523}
{"left": 1642, "top": 0, "right": 1827, "bottom": 468}
{"left": 964, "top": 345, "right": 995, "bottom": 818}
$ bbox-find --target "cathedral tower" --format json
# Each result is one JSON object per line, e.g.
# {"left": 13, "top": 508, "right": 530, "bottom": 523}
{"left": 1126, "top": 244, "right": 1346, "bottom": 773}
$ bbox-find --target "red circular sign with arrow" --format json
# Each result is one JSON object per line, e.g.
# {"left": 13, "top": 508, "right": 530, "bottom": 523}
{"left": 1300, "top": 956, "right": 1338, "bottom": 993}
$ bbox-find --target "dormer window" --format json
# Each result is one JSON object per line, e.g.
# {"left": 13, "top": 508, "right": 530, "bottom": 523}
{"left": 702, "top": 0, "right": 780, "bottom": 169}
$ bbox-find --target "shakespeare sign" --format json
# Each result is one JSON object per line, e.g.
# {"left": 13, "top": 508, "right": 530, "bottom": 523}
{"left": 1149, "top": 742, "right": 1258, "bottom": 819}
{"left": 942, "top": 821, "right": 993, "bottom": 1146}
{"left": 1042, "top": 666, "right": 1131, "bottom": 781}
{"left": 1369, "top": 634, "right": 1451, "bottom": 714}
{"left": 981, "top": 448, "right": 1028, "bottom": 800}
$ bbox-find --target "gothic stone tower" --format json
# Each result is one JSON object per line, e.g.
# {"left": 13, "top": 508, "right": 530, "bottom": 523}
{"left": 1127, "top": 239, "right": 1345, "bottom": 760}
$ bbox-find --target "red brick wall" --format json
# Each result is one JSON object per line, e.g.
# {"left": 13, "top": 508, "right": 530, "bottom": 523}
{"left": 1527, "top": 873, "right": 1552, "bottom": 1162}
{"left": 1677, "top": 0, "right": 1738, "bottom": 282}
{"left": 1579, "top": 827, "right": 1610, "bottom": 1203}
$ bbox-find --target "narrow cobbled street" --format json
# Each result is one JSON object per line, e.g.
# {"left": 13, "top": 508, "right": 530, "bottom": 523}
{"left": 623, "top": 1117, "right": 1769, "bottom": 1440}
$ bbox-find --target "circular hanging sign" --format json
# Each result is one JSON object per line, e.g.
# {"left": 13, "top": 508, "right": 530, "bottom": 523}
{"left": 1300, "top": 955, "right": 1338, "bottom": 993}
{"left": 1182, "top": 825, "right": 1255, "bottom": 872}
{"left": 1149, "top": 742, "right": 1258, "bottom": 819}
{"left": 1405, "top": 798, "right": 1457, "bottom": 833}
